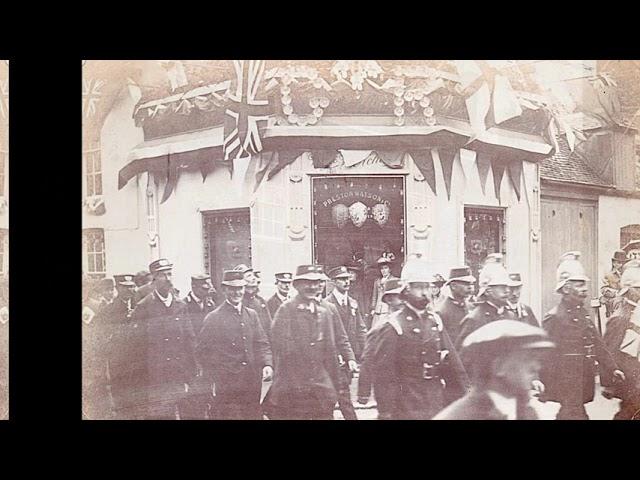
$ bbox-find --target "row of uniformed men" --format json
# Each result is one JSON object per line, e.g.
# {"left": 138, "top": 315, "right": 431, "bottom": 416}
{"left": 83, "top": 252, "right": 639, "bottom": 420}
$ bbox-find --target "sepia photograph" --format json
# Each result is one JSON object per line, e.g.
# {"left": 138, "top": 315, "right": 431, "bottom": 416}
{"left": 81, "top": 60, "right": 640, "bottom": 420}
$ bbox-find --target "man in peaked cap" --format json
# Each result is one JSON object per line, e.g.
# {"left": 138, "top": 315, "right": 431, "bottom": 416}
{"left": 324, "top": 265, "right": 366, "bottom": 420}
{"left": 361, "top": 256, "right": 469, "bottom": 419}
{"left": 600, "top": 249, "right": 627, "bottom": 318}
{"left": 266, "top": 272, "right": 293, "bottom": 319}
{"left": 456, "top": 263, "right": 516, "bottom": 351}
{"left": 179, "top": 274, "right": 217, "bottom": 419}
{"left": 264, "top": 265, "right": 344, "bottom": 420}
{"left": 539, "top": 251, "right": 624, "bottom": 420}
{"left": 196, "top": 270, "right": 273, "bottom": 419}
{"left": 435, "top": 266, "right": 476, "bottom": 345}
{"left": 505, "top": 273, "right": 539, "bottom": 327}
{"left": 602, "top": 262, "right": 640, "bottom": 419}
{"left": 128, "top": 259, "right": 198, "bottom": 419}
{"left": 235, "top": 264, "right": 273, "bottom": 339}
{"left": 434, "top": 320, "right": 555, "bottom": 420}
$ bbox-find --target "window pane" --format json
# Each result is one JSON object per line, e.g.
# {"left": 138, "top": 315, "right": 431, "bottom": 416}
{"left": 95, "top": 174, "right": 102, "bottom": 195}
{"left": 88, "top": 255, "right": 96, "bottom": 273}
{"left": 86, "top": 154, "right": 93, "bottom": 174}
{"left": 94, "top": 152, "right": 101, "bottom": 173}
{"left": 95, "top": 254, "right": 104, "bottom": 272}
{"left": 87, "top": 176, "right": 94, "bottom": 197}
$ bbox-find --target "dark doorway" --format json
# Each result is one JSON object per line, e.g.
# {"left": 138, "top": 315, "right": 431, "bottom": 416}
{"left": 202, "top": 208, "right": 252, "bottom": 295}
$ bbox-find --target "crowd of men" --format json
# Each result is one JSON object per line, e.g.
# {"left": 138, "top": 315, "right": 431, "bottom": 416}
{"left": 82, "top": 248, "right": 640, "bottom": 420}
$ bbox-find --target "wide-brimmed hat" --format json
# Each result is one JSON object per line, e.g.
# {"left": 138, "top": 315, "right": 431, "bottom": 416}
{"left": 328, "top": 266, "right": 352, "bottom": 279}
{"left": 381, "top": 279, "right": 405, "bottom": 302}
{"left": 221, "top": 270, "right": 247, "bottom": 287}
{"left": 114, "top": 274, "right": 136, "bottom": 287}
{"left": 293, "top": 265, "right": 329, "bottom": 282}
{"left": 445, "top": 266, "right": 476, "bottom": 286}
{"left": 149, "top": 258, "right": 173, "bottom": 275}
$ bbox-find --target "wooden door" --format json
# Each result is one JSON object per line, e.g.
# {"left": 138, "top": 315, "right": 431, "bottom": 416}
{"left": 541, "top": 197, "right": 597, "bottom": 316}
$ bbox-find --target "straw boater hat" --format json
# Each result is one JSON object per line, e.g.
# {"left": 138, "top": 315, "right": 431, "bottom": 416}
{"left": 507, "top": 272, "right": 523, "bottom": 288}
{"left": 149, "top": 258, "right": 173, "bottom": 275}
{"left": 445, "top": 266, "right": 476, "bottom": 286}
{"left": 221, "top": 270, "right": 247, "bottom": 287}
{"left": 555, "top": 251, "right": 589, "bottom": 293}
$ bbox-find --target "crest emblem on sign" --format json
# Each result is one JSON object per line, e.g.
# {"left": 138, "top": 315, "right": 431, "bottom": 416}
{"left": 372, "top": 203, "right": 390, "bottom": 226}
{"left": 349, "top": 202, "right": 368, "bottom": 228}
{"left": 332, "top": 203, "right": 349, "bottom": 229}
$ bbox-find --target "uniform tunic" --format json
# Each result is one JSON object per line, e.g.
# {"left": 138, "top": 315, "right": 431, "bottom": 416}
{"left": 540, "top": 299, "right": 619, "bottom": 409}
{"left": 364, "top": 304, "right": 469, "bottom": 420}
{"left": 435, "top": 295, "right": 472, "bottom": 347}
{"left": 129, "top": 292, "right": 197, "bottom": 419}
{"left": 183, "top": 291, "right": 216, "bottom": 336}
{"left": 265, "top": 295, "right": 342, "bottom": 419}
{"left": 456, "top": 301, "right": 516, "bottom": 351}
{"left": 506, "top": 302, "right": 539, "bottom": 327}
{"left": 196, "top": 301, "right": 272, "bottom": 419}
{"left": 602, "top": 299, "right": 640, "bottom": 419}
{"left": 244, "top": 293, "right": 273, "bottom": 339}
{"left": 267, "top": 292, "right": 287, "bottom": 320}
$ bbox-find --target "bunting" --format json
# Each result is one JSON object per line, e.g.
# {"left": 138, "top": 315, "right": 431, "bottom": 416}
{"left": 438, "top": 148, "right": 457, "bottom": 200}
{"left": 476, "top": 151, "right": 492, "bottom": 196}
{"left": 376, "top": 151, "right": 405, "bottom": 169}
{"left": 490, "top": 156, "right": 508, "bottom": 203}
{"left": 408, "top": 149, "right": 437, "bottom": 195}
{"left": 507, "top": 158, "right": 523, "bottom": 202}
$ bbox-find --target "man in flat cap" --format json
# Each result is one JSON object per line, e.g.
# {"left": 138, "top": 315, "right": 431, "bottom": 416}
{"left": 264, "top": 265, "right": 343, "bottom": 420}
{"left": 505, "top": 273, "right": 539, "bottom": 326}
{"left": 266, "top": 272, "right": 293, "bottom": 319}
{"left": 435, "top": 266, "right": 476, "bottom": 345}
{"left": 196, "top": 270, "right": 273, "bottom": 420}
{"left": 362, "top": 256, "right": 469, "bottom": 419}
{"left": 234, "top": 264, "right": 273, "bottom": 339}
{"left": 179, "top": 274, "right": 217, "bottom": 419}
{"left": 104, "top": 274, "right": 138, "bottom": 418}
{"left": 129, "top": 259, "right": 198, "bottom": 419}
{"left": 600, "top": 249, "right": 627, "bottom": 318}
{"left": 602, "top": 262, "right": 640, "bottom": 419}
{"left": 434, "top": 320, "right": 555, "bottom": 420}
{"left": 456, "top": 262, "right": 516, "bottom": 350}
{"left": 539, "top": 252, "right": 624, "bottom": 420}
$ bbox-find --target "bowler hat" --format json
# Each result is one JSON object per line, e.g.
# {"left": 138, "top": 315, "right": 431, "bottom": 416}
{"left": 221, "top": 270, "right": 247, "bottom": 287}
{"left": 445, "top": 266, "right": 476, "bottom": 286}
{"left": 293, "top": 265, "right": 329, "bottom": 282}
{"left": 328, "top": 266, "right": 352, "bottom": 279}
{"left": 149, "top": 258, "right": 173, "bottom": 275}
{"left": 275, "top": 272, "right": 293, "bottom": 283}
{"left": 612, "top": 250, "right": 627, "bottom": 263}
{"left": 114, "top": 274, "right": 136, "bottom": 287}
{"left": 381, "top": 279, "right": 405, "bottom": 302}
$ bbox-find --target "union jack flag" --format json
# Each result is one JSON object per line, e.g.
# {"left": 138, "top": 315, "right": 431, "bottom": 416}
{"left": 223, "top": 60, "right": 271, "bottom": 169}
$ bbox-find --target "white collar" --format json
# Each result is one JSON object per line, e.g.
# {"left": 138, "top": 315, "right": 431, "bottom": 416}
{"left": 486, "top": 301, "right": 505, "bottom": 315}
{"left": 225, "top": 299, "right": 242, "bottom": 314}
{"left": 155, "top": 290, "right": 173, "bottom": 307}
{"left": 276, "top": 291, "right": 288, "bottom": 302}
{"left": 332, "top": 289, "right": 349, "bottom": 305}
{"left": 487, "top": 390, "right": 517, "bottom": 420}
